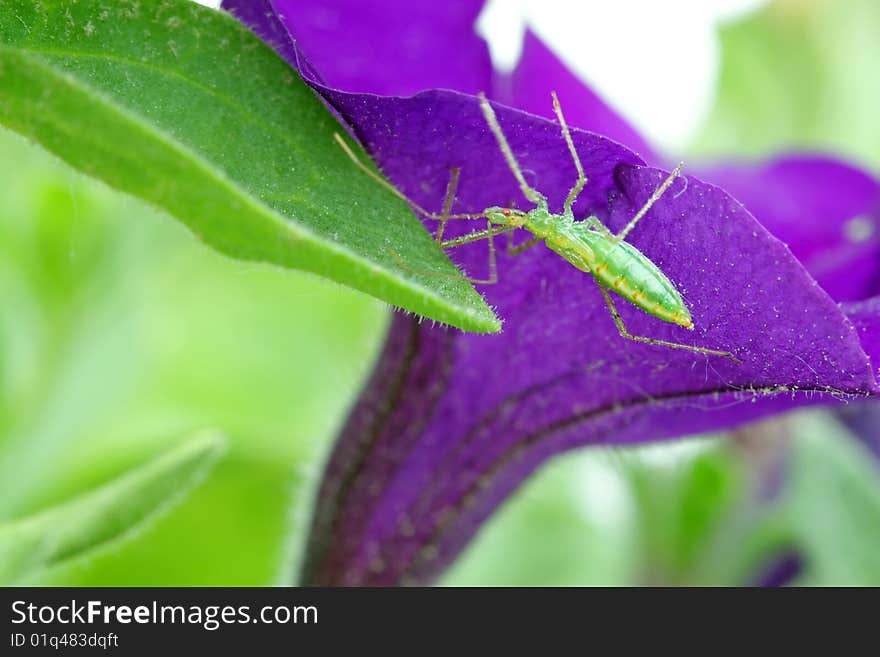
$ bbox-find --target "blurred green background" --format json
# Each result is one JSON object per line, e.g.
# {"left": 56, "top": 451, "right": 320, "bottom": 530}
{"left": 1, "top": 0, "right": 879, "bottom": 585}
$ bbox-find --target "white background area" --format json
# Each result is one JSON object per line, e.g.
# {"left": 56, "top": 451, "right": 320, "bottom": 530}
{"left": 477, "top": 0, "right": 766, "bottom": 151}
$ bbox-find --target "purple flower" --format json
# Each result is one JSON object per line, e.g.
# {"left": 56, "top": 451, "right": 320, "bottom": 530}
{"left": 224, "top": 0, "right": 880, "bottom": 585}
{"left": 752, "top": 549, "right": 805, "bottom": 587}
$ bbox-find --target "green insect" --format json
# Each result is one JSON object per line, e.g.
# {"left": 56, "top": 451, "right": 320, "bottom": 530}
{"left": 335, "top": 92, "right": 739, "bottom": 363}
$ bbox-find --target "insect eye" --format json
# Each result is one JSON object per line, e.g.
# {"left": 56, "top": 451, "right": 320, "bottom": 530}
{"left": 502, "top": 209, "right": 511, "bottom": 216}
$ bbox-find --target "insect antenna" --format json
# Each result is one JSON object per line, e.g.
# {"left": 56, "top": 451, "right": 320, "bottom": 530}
{"left": 478, "top": 94, "right": 547, "bottom": 206}
{"left": 551, "top": 91, "right": 587, "bottom": 215}
{"left": 613, "top": 162, "right": 685, "bottom": 243}
{"left": 333, "top": 133, "right": 485, "bottom": 221}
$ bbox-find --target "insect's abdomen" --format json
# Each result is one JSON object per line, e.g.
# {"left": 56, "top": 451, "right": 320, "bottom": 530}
{"left": 556, "top": 228, "right": 693, "bottom": 328}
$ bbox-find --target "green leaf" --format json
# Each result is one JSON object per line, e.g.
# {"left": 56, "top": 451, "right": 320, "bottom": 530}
{"left": 691, "top": 0, "right": 880, "bottom": 169}
{"left": 0, "top": 431, "right": 226, "bottom": 584}
{"left": 784, "top": 414, "right": 880, "bottom": 585}
{"left": 669, "top": 449, "right": 743, "bottom": 578}
{"left": 442, "top": 453, "right": 637, "bottom": 586}
{"left": 0, "top": 0, "right": 499, "bottom": 333}
{"left": 626, "top": 442, "right": 743, "bottom": 584}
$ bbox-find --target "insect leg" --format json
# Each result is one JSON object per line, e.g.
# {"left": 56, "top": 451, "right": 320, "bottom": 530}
{"left": 478, "top": 94, "right": 548, "bottom": 206}
{"left": 435, "top": 167, "right": 461, "bottom": 245}
{"left": 441, "top": 224, "right": 515, "bottom": 249}
{"left": 388, "top": 247, "right": 496, "bottom": 285}
{"left": 388, "top": 224, "right": 516, "bottom": 285}
{"left": 597, "top": 284, "right": 741, "bottom": 363}
{"left": 334, "top": 133, "right": 484, "bottom": 220}
{"left": 507, "top": 233, "right": 543, "bottom": 256}
{"left": 551, "top": 92, "right": 587, "bottom": 216}
{"left": 387, "top": 248, "right": 477, "bottom": 284}
{"left": 436, "top": 220, "right": 500, "bottom": 284}
{"left": 472, "top": 220, "right": 498, "bottom": 284}
{"left": 613, "top": 162, "right": 684, "bottom": 244}
{"left": 582, "top": 216, "right": 614, "bottom": 239}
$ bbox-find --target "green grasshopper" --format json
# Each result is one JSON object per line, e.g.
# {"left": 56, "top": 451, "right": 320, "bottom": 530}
{"left": 335, "top": 93, "right": 739, "bottom": 363}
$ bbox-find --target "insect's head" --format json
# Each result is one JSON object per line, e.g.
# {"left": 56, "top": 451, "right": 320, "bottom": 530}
{"left": 486, "top": 206, "right": 528, "bottom": 228}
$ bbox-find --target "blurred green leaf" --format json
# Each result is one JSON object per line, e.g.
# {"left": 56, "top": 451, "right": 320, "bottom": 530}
{"left": 627, "top": 442, "right": 744, "bottom": 585}
{"left": 691, "top": 0, "right": 880, "bottom": 169}
{"left": 784, "top": 414, "right": 880, "bottom": 585}
{"left": 0, "top": 129, "right": 387, "bottom": 585}
{"left": 0, "top": 431, "right": 225, "bottom": 584}
{"left": 443, "top": 453, "right": 636, "bottom": 586}
{"left": 671, "top": 449, "right": 743, "bottom": 577}
{"left": 0, "top": 0, "right": 499, "bottom": 333}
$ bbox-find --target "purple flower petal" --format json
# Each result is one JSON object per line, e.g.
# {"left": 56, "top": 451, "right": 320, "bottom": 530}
{"left": 289, "top": 91, "right": 880, "bottom": 585}
{"left": 304, "top": 298, "right": 880, "bottom": 585}
{"left": 500, "top": 30, "right": 657, "bottom": 163}
{"left": 221, "top": 0, "right": 306, "bottom": 76}
{"left": 498, "top": 31, "right": 880, "bottom": 302}
{"left": 700, "top": 157, "right": 880, "bottom": 303}
{"left": 226, "top": 2, "right": 880, "bottom": 585}
{"left": 751, "top": 549, "right": 804, "bottom": 587}
{"left": 837, "top": 296, "right": 880, "bottom": 462}
{"left": 224, "top": 0, "right": 492, "bottom": 95}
